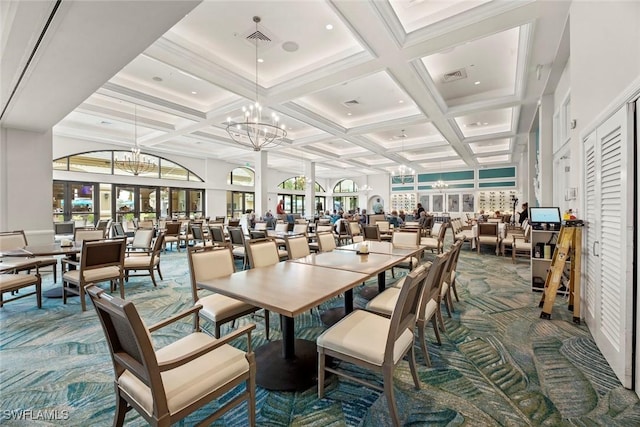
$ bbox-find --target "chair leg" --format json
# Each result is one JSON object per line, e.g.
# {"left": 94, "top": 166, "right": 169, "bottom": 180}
{"left": 52, "top": 266, "right": 57, "bottom": 284}
{"left": 118, "top": 278, "right": 125, "bottom": 299}
{"left": 317, "top": 348, "right": 326, "bottom": 398}
{"left": 215, "top": 323, "right": 221, "bottom": 339}
{"left": 79, "top": 282, "right": 87, "bottom": 312}
{"left": 62, "top": 280, "right": 68, "bottom": 306}
{"left": 113, "top": 392, "right": 128, "bottom": 427}
{"left": 431, "top": 317, "right": 441, "bottom": 344}
{"left": 443, "top": 292, "right": 452, "bottom": 318}
{"left": 156, "top": 264, "right": 163, "bottom": 280}
{"left": 437, "top": 305, "right": 446, "bottom": 332}
{"left": 36, "top": 278, "right": 42, "bottom": 309}
{"left": 383, "top": 366, "right": 400, "bottom": 427}
{"left": 417, "top": 319, "right": 431, "bottom": 367}
{"left": 264, "top": 310, "right": 270, "bottom": 340}
{"left": 408, "top": 346, "right": 420, "bottom": 390}
{"left": 248, "top": 356, "right": 257, "bottom": 427}
{"left": 452, "top": 278, "right": 460, "bottom": 302}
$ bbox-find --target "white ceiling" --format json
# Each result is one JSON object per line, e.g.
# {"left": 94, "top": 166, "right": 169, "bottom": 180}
{"left": 1, "top": 0, "right": 570, "bottom": 179}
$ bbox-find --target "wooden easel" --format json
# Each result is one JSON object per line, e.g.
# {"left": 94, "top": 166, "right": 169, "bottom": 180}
{"left": 539, "top": 225, "right": 582, "bottom": 324}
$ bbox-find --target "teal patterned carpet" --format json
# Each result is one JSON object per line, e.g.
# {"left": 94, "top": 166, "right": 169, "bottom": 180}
{"left": 1, "top": 238, "right": 639, "bottom": 426}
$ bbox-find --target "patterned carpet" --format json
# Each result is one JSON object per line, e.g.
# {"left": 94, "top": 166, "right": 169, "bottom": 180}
{"left": 1, "top": 237, "right": 639, "bottom": 426}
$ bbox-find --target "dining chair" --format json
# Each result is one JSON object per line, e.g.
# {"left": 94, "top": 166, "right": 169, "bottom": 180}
{"left": 178, "top": 221, "right": 194, "bottom": 249}
{"left": 254, "top": 222, "right": 268, "bottom": 231}
{"left": 292, "top": 222, "right": 309, "bottom": 236}
{"left": 86, "top": 285, "right": 257, "bottom": 427}
{"left": 1, "top": 261, "right": 42, "bottom": 308}
{"left": 191, "top": 223, "right": 213, "bottom": 247}
{"left": 187, "top": 245, "right": 267, "bottom": 339}
{"left": 420, "top": 222, "right": 447, "bottom": 254}
{"left": 316, "top": 231, "right": 336, "bottom": 253}
{"left": 163, "top": 222, "right": 181, "bottom": 252}
{"left": 62, "top": 238, "right": 126, "bottom": 311}
{"left": 284, "top": 234, "right": 310, "bottom": 260}
{"left": 391, "top": 229, "right": 421, "bottom": 275}
{"left": 228, "top": 227, "right": 248, "bottom": 269}
{"left": 274, "top": 223, "right": 288, "bottom": 233}
{"left": 347, "top": 221, "right": 363, "bottom": 243}
{"left": 377, "top": 220, "right": 392, "bottom": 241}
{"left": 245, "top": 238, "right": 281, "bottom": 269}
{"left": 511, "top": 224, "right": 532, "bottom": 263}
{"left": 74, "top": 228, "right": 106, "bottom": 244}
{"left": 363, "top": 225, "right": 381, "bottom": 241}
{"left": 476, "top": 222, "right": 500, "bottom": 255}
{"left": 366, "top": 251, "right": 450, "bottom": 367}
{"left": 124, "top": 233, "right": 165, "bottom": 287}
{"left": 127, "top": 228, "right": 155, "bottom": 252}
{"left": 208, "top": 225, "right": 227, "bottom": 246}
{"left": 440, "top": 240, "right": 463, "bottom": 317}
{"left": 53, "top": 221, "right": 75, "bottom": 237}
{"left": 0, "top": 230, "right": 58, "bottom": 283}
{"left": 111, "top": 222, "right": 127, "bottom": 239}
{"left": 317, "top": 265, "right": 428, "bottom": 427}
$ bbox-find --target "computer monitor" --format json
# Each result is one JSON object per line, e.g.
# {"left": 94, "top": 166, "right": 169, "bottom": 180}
{"left": 529, "top": 207, "right": 562, "bottom": 228}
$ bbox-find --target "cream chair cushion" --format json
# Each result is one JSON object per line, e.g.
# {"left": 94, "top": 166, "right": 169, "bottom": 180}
{"left": 124, "top": 256, "right": 159, "bottom": 269}
{"left": 198, "top": 294, "right": 257, "bottom": 321}
{"left": 365, "top": 288, "right": 400, "bottom": 316}
{"left": 63, "top": 266, "right": 121, "bottom": 283}
{"left": 0, "top": 274, "right": 38, "bottom": 291}
{"left": 316, "top": 310, "right": 414, "bottom": 366}
{"left": 249, "top": 241, "right": 279, "bottom": 267}
{"left": 118, "top": 332, "right": 248, "bottom": 416}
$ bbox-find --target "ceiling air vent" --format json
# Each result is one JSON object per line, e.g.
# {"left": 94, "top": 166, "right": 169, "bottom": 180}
{"left": 442, "top": 68, "right": 467, "bottom": 83}
{"left": 343, "top": 99, "right": 360, "bottom": 108}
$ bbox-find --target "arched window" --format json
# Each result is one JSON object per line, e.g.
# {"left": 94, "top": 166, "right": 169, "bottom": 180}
{"left": 52, "top": 150, "right": 203, "bottom": 182}
{"left": 315, "top": 182, "right": 325, "bottom": 192}
{"left": 333, "top": 179, "right": 358, "bottom": 193}
{"left": 227, "top": 167, "right": 254, "bottom": 186}
{"left": 277, "top": 177, "right": 325, "bottom": 191}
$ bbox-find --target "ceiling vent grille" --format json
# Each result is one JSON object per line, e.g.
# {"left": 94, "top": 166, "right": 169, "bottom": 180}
{"left": 247, "top": 30, "right": 271, "bottom": 42}
{"left": 343, "top": 99, "right": 360, "bottom": 108}
{"left": 442, "top": 68, "right": 467, "bottom": 83}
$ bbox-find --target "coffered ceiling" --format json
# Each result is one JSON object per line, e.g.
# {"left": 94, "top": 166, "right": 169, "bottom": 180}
{"left": 1, "top": 0, "right": 571, "bottom": 179}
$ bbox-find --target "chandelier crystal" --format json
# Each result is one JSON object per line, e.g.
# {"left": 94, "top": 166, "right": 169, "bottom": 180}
{"left": 433, "top": 179, "right": 449, "bottom": 191}
{"left": 115, "top": 105, "right": 156, "bottom": 176}
{"left": 226, "top": 16, "right": 287, "bottom": 151}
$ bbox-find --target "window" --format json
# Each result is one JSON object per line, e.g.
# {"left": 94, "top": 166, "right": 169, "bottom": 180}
{"left": 227, "top": 167, "right": 254, "bottom": 186}
{"left": 333, "top": 179, "right": 358, "bottom": 193}
{"left": 227, "top": 191, "right": 254, "bottom": 218}
{"left": 315, "top": 182, "right": 325, "bottom": 192}
{"left": 53, "top": 150, "right": 203, "bottom": 182}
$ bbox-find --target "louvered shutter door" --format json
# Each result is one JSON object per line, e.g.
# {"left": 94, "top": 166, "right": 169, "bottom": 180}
{"left": 583, "top": 133, "right": 598, "bottom": 324}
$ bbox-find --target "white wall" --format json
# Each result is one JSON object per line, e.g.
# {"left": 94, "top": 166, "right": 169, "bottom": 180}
{"left": 1, "top": 128, "right": 53, "bottom": 243}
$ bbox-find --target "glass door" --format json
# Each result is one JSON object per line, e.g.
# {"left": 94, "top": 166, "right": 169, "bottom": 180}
{"left": 70, "top": 183, "right": 96, "bottom": 227}
{"left": 139, "top": 187, "right": 158, "bottom": 221}
{"left": 115, "top": 185, "right": 135, "bottom": 224}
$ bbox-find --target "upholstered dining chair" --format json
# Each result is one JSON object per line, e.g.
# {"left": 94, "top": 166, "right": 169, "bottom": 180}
{"left": 284, "top": 234, "right": 310, "bottom": 260}
{"left": 228, "top": 227, "right": 248, "bottom": 269}
{"left": 347, "top": 221, "right": 363, "bottom": 243}
{"left": 292, "top": 222, "right": 309, "bottom": 236}
{"left": 0, "top": 260, "right": 41, "bottom": 308}
{"left": 191, "top": 223, "right": 213, "bottom": 247}
{"left": 391, "top": 229, "right": 421, "bottom": 275}
{"left": 511, "top": 224, "right": 532, "bottom": 263}
{"left": 127, "top": 228, "right": 155, "bottom": 252}
{"left": 316, "top": 231, "right": 337, "bottom": 253}
{"left": 476, "top": 222, "right": 500, "bottom": 255}
{"left": 74, "top": 228, "right": 106, "bottom": 244}
{"left": 86, "top": 285, "right": 257, "bottom": 427}
{"left": 111, "top": 222, "right": 126, "bottom": 239}
{"left": 420, "top": 222, "right": 447, "bottom": 254}
{"left": 245, "top": 238, "right": 281, "bottom": 269}
{"left": 366, "top": 251, "right": 450, "bottom": 367}
{"left": 0, "top": 230, "right": 58, "bottom": 283}
{"left": 187, "top": 245, "right": 267, "bottom": 339}
{"left": 440, "top": 240, "right": 463, "bottom": 318}
{"left": 124, "top": 233, "right": 165, "bottom": 287}
{"left": 363, "top": 225, "right": 381, "bottom": 241}
{"left": 376, "top": 220, "right": 392, "bottom": 241}
{"left": 317, "top": 265, "right": 428, "bottom": 427}
{"left": 208, "top": 225, "right": 227, "bottom": 246}
{"left": 163, "top": 222, "right": 181, "bottom": 252}
{"left": 62, "top": 238, "right": 126, "bottom": 311}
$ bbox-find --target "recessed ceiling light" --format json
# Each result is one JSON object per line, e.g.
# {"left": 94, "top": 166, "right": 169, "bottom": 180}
{"left": 474, "top": 81, "right": 480, "bottom": 85}
{"left": 325, "top": 24, "right": 333, "bottom": 30}
{"left": 152, "top": 76, "right": 163, "bottom": 82}
{"left": 191, "top": 91, "right": 197, "bottom": 95}
{"left": 347, "top": 112, "right": 352, "bottom": 116}
{"left": 257, "top": 58, "right": 264, "bottom": 63}
{"left": 398, "top": 100, "right": 404, "bottom": 104}
{"left": 483, "top": 122, "right": 488, "bottom": 125}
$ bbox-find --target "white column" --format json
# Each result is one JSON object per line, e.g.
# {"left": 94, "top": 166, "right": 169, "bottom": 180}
{"left": 0, "top": 127, "right": 54, "bottom": 243}
{"left": 539, "top": 94, "right": 554, "bottom": 206}
{"left": 304, "top": 160, "right": 315, "bottom": 219}
{"left": 254, "top": 150, "right": 268, "bottom": 216}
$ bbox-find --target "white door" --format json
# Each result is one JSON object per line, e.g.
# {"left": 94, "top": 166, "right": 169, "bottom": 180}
{"left": 584, "top": 105, "right": 634, "bottom": 388}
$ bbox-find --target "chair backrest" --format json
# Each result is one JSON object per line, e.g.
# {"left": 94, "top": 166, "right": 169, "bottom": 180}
{"left": 488, "top": 218, "right": 502, "bottom": 223}
{"left": 316, "top": 231, "right": 336, "bottom": 252}
{"left": 392, "top": 229, "right": 420, "bottom": 246}
{"left": 249, "top": 230, "right": 267, "bottom": 240}
{"left": 208, "top": 225, "right": 226, "bottom": 244}
{"left": 96, "top": 219, "right": 110, "bottom": 231}
{"left": 377, "top": 221, "right": 390, "bottom": 233}
{"left": 112, "top": 222, "right": 126, "bottom": 237}
{"left": 137, "top": 220, "right": 154, "bottom": 229}
{"left": 348, "top": 221, "right": 361, "bottom": 237}
{"left": 443, "top": 240, "right": 463, "bottom": 284}
{"left": 384, "top": 265, "right": 429, "bottom": 364}
{"left": 437, "top": 222, "right": 448, "bottom": 240}
{"left": 285, "top": 235, "right": 310, "bottom": 259}
{"left": 187, "top": 245, "right": 235, "bottom": 302}
{"left": 151, "top": 232, "right": 165, "bottom": 258}
{"left": 54, "top": 221, "right": 74, "bottom": 235}
{"left": 0, "top": 230, "right": 27, "bottom": 251}
{"left": 246, "top": 238, "right": 280, "bottom": 268}
{"left": 74, "top": 229, "right": 106, "bottom": 244}
{"left": 228, "top": 227, "right": 245, "bottom": 246}
{"left": 418, "top": 251, "right": 451, "bottom": 317}
{"left": 478, "top": 222, "right": 498, "bottom": 237}
{"left": 363, "top": 225, "right": 381, "bottom": 241}
{"left": 86, "top": 286, "right": 169, "bottom": 416}
{"left": 275, "top": 223, "right": 288, "bottom": 233}
{"left": 254, "top": 222, "right": 268, "bottom": 231}
{"left": 130, "top": 229, "right": 154, "bottom": 250}
{"left": 316, "top": 224, "right": 333, "bottom": 233}
{"left": 228, "top": 219, "right": 240, "bottom": 227}
{"left": 191, "top": 224, "right": 205, "bottom": 242}
{"left": 80, "top": 238, "right": 126, "bottom": 275}
{"left": 292, "top": 223, "right": 308, "bottom": 235}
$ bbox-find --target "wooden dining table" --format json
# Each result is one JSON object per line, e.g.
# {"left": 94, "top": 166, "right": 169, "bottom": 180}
{"left": 1, "top": 242, "right": 82, "bottom": 298}
{"left": 197, "top": 261, "right": 368, "bottom": 391}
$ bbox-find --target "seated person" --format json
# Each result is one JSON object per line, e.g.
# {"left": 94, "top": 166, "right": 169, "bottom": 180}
{"left": 359, "top": 209, "right": 368, "bottom": 225}
{"left": 417, "top": 211, "right": 429, "bottom": 228}
{"left": 329, "top": 210, "right": 341, "bottom": 225}
{"left": 387, "top": 210, "right": 404, "bottom": 228}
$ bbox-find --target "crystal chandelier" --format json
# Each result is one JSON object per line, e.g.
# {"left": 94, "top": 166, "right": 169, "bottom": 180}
{"left": 390, "top": 129, "right": 414, "bottom": 184}
{"left": 360, "top": 183, "right": 373, "bottom": 194}
{"left": 226, "top": 16, "right": 287, "bottom": 151}
{"left": 115, "top": 105, "right": 156, "bottom": 176}
{"left": 433, "top": 180, "right": 449, "bottom": 192}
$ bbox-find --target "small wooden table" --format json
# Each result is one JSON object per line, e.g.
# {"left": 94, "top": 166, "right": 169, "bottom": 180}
{"left": 198, "top": 261, "right": 367, "bottom": 391}
{"left": 1, "top": 243, "right": 82, "bottom": 298}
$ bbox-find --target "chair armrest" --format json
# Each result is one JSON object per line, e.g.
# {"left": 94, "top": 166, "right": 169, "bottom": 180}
{"left": 61, "top": 258, "right": 80, "bottom": 267}
{"left": 148, "top": 305, "right": 203, "bottom": 332}
{"left": 513, "top": 234, "right": 528, "bottom": 243}
{"left": 157, "top": 323, "right": 256, "bottom": 371}
{"left": 125, "top": 248, "right": 152, "bottom": 256}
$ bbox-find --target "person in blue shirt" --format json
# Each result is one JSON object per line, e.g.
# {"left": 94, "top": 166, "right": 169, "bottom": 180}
{"left": 329, "top": 210, "right": 341, "bottom": 224}
{"left": 387, "top": 210, "right": 404, "bottom": 228}
{"left": 372, "top": 198, "right": 384, "bottom": 214}
{"left": 359, "top": 208, "right": 368, "bottom": 225}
